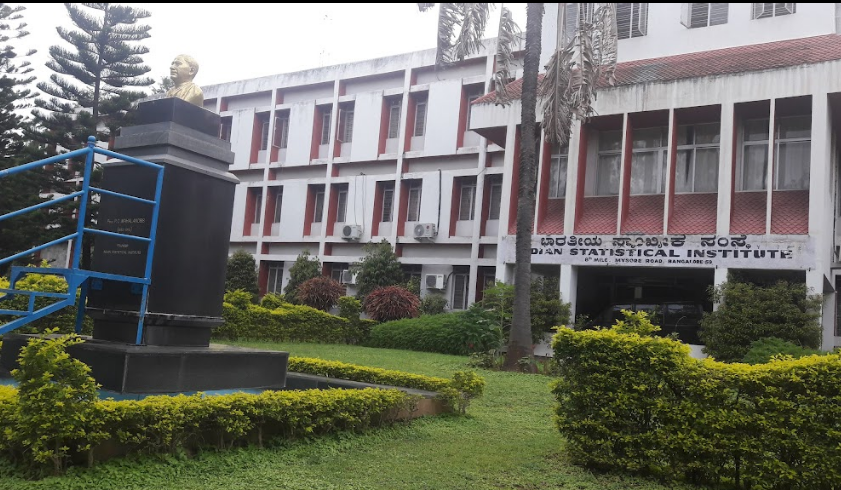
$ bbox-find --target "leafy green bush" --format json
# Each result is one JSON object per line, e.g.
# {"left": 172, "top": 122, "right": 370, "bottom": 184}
{"left": 283, "top": 251, "right": 321, "bottom": 304}
{"left": 260, "top": 292, "right": 287, "bottom": 310}
{"left": 225, "top": 250, "right": 258, "bottom": 301}
{"left": 5, "top": 332, "right": 104, "bottom": 475}
{"left": 297, "top": 276, "right": 344, "bottom": 311}
{"left": 351, "top": 240, "right": 404, "bottom": 301}
{"left": 338, "top": 296, "right": 361, "bottom": 321}
{"left": 363, "top": 286, "right": 420, "bottom": 322}
{"left": 367, "top": 308, "right": 503, "bottom": 355}
{"left": 480, "top": 278, "right": 570, "bottom": 343}
{"left": 215, "top": 291, "right": 350, "bottom": 343}
{"left": 700, "top": 279, "right": 822, "bottom": 362}
{"left": 420, "top": 294, "right": 448, "bottom": 315}
{"left": 435, "top": 370, "right": 486, "bottom": 414}
{"left": 742, "top": 337, "right": 826, "bottom": 365}
{"left": 552, "top": 326, "right": 841, "bottom": 489}
{"left": 336, "top": 296, "right": 374, "bottom": 344}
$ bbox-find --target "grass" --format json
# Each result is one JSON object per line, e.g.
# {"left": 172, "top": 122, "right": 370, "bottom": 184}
{"left": 0, "top": 342, "right": 705, "bottom": 490}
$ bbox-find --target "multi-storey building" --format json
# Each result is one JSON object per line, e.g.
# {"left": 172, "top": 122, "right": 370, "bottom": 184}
{"left": 204, "top": 3, "right": 841, "bottom": 349}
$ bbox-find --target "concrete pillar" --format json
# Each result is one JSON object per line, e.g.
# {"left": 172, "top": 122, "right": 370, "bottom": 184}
{"left": 560, "top": 264, "right": 577, "bottom": 322}
{"left": 713, "top": 267, "right": 728, "bottom": 311}
{"left": 807, "top": 269, "right": 835, "bottom": 350}
{"left": 716, "top": 102, "right": 734, "bottom": 235}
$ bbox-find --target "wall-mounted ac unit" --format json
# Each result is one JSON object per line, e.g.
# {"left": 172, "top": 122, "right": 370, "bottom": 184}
{"left": 413, "top": 223, "right": 437, "bottom": 240}
{"left": 425, "top": 274, "right": 445, "bottom": 290}
{"left": 341, "top": 224, "right": 362, "bottom": 241}
{"left": 340, "top": 270, "right": 358, "bottom": 285}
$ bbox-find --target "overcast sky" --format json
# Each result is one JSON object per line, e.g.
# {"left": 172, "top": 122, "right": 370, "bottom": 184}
{"left": 17, "top": 3, "right": 527, "bottom": 92}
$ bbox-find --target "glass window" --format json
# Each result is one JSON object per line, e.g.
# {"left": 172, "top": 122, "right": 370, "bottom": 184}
{"left": 259, "top": 118, "right": 270, "bottom": 151}
{"left": 272, "top": 189, "right": 283, "bottom": 224}
{"left": 596, "top": 130, "right": 622, "bottom": 196}
{"left": 549, "top": 150, "right": 568, "bottom": 199}
{"left": 752, "top": 3, "right": 795, "bottom": 19}
{"left": 564, "top": 3, "right": 595, "bottom": 44}
{"left": 740, "top": 119, "right": 770, "bottom": 191}
{"left": 676, "top": 123, "right": 720, "bottom": 193}
{"left": 407, "top": 183, "right": 422, "bottom": 222}
{"left": 616, "top": 3, "right": 648, "bottom": 39}
{"left": 340, "top": 109, "right": 354, "bottom": 143}
{"left": 630, "top": 127, "right": 667, "bottom": 195}
{"left": 459, "top": 183, "right": 476, "bottom": 220}
{"left": 465, "top": 87, "right": 483, "bottom": 131}
{"left": 313, "top": 190, "right": 325, "bottom": 223}
{"left": 267, "top": 265, "right": 283, "bottom": 294}
{"left": 331, "top": 265, "right": 349, "bottom": 283}
{"left": 381, "top": 184, "right": 395, "bottom": 222}
{"left": 488, "top": 180, "right": 503, "bottom": 220}
{"left": 388, "top": 101, "right": 401, "bottom": 139}
{"left": 452, "top": 273, "right": 469, "bottom": 310}
{"left": 414, "top": 100, "right": 427, "bottom": 137}
{"left": 682, "top": 3, "right": 728, "bottom": 28}
{"left": 274, "top": 116, "right": 289, "bottom": 149}
{"left": 320, "top": 111, "right": 331, "bottom": 145}
{"left": 220, "top": 118, "right": 232, "bottom": 141}
{"left": 252, "top": 189, "right": 262, "bottom": 224}
{"left": 336, "top": 190, "right": 348, "bottom": 223}
{"left": 775, "top": 116, "right": 810, "bottom": 190}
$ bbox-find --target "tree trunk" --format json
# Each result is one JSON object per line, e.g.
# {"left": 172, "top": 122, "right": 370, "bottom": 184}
{"left": 504, "top": 3, "right": 543, "bottom": 370}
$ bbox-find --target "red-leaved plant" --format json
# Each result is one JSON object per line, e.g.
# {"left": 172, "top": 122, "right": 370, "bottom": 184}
{"left": 297, "top": 276, "right": 345, "bottom": 311}
{"left": 363, "top": 286, "right": 420, "bottom": 322}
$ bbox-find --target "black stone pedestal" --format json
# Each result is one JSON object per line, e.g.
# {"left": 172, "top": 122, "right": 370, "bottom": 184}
{"left": 0, "top": 334, "right": 288, "bottom": 394}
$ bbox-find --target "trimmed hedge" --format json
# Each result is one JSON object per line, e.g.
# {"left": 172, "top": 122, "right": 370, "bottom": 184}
{"left": 0, "top": 273, "right": 92, "bottom": 336}
{"left": 553, "top": 327, "right": 841, "bottom": 489}
{"left": 215, "top": 298, "right": 351, "bottom": 344}
{"left": 289, "top": 356, "right": 452, "bottom": 392}
{"left": 366, "top": 308, "right": 503, "bottom": 355}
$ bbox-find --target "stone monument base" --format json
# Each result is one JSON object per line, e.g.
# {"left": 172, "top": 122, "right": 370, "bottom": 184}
{"left": 0, "top": 334, "right": 288, "bottom": 394}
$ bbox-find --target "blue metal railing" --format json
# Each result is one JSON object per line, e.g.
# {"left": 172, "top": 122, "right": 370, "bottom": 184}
{"left": 0, "top": 136, "right": 164, "bottom": 344}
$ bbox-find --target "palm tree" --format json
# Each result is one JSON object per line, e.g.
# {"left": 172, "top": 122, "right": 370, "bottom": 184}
{"left": 421, "top": 3, "right": 617, "bottom": 368}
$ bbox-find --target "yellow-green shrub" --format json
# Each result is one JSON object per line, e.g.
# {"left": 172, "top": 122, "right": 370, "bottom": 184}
{"left": 553, "top": 327, "right": 841, "bottom": 489}
{"left": 0, "top": 269, "right": 93, "bottom": 336}
{"left": 288, "top": 356, "right": 453, "bottom": 392}
{"left": 215, "top": 296, "right": 350, "bottom": 343}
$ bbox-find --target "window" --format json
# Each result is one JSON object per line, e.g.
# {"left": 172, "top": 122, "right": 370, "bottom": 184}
{"left": 775, "top": 116, "right": 810, "bottom": 191}
{"left": 339, "top": 108, "right": 354, "bottom": 143}
{"left": 459, "top": 182, "right": 476, "bottom": 220}
{"left": 220, "top": 117, "right": 232, "bottom": 141}
{"left": 320, "top": 111, "right": 331, "bottom": 145}
{"left": 596, "top": 130, "right": 622, "bottom": 196}
{"left": 414, "top": 100, "right": 427, "bottom": 137}
{"left": 381, "top": 183, "right": 395, "bottom": 222}
{"left": 259, "top": 118, "right": 270, "bottom": 151}
{"left": 564, "top": 3, "right": 595, "bottom": 44}
{"left": 465, "top": 87, "right": 483, "bottom": 130}
{"left": 488, "top": 178, "right": 503, "bottom": 220}
{"left": 331, "top": 264, "right": 349, "bottom": 283}
{"left": 272, "top": 189, "right": 283, "bottom": 224}
{"left": 676, "top": 123, "right": 720, "bottom": 193}
{"left": 752, "top": 3, "right": 795, "bottom": 19}
{"left": 452, "top": 273, "right": 469, "bottom": 310}
{"left": 407, "top": 182, "right": 422, "bottom": 222}
{"left": 681, "top": 3, "right": 728, "bottom": 28}
{"left": 630, "top": 127, "right": 668, "bottom": 195}
{"left": 387, "top": 100, "right": 401, "bottom": 139}
{"left": 336, "top": 190, "right": 348, "bottom": 223}
{"left": 273, "top": 116, "right": 289, "bottom": 149}
{"left": 616, "top": 3, "right": 648, "bottom": 39}
{"left": 740, "top": 119, "right": 769, "bottom": 191}
{"left": 252, "top": 189, "right": 262, "bottom": 224}
{"left": 548, "top": 148, "right": 568, "bottom": 198}
{"left": 267, "top": 264, "right": 283, "bottom": 294}
{"left": 313, "top": 190, "right": 325, "bottom": 223}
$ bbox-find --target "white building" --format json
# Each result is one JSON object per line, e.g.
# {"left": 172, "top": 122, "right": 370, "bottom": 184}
{"left": 204, "top": 3, "right": 841, "bottom": 349}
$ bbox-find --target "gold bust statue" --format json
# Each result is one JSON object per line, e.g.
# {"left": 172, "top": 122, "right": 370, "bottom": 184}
{"left": 166, "top": 54, "right": 204, "bottom": 107}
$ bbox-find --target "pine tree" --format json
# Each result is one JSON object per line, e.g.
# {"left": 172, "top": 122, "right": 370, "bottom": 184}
{"left": 29, "top": 3, "right": 154, "bottom": 269}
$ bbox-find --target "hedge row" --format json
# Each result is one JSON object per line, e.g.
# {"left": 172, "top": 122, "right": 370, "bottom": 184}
{"left": 552, "top": 327, "right": 841, "bottom": 489}
{"left": 0, "top": 273, "right": 92, "bottom": 336}
{"left": 0, "top": 386, "right": 415, "bottom": 467}
{"left": 289, "top": 357, "right": 452, "bottom": 392}
{"left": 215, "top": 299, "right": 356, "bottom": 344}
{"left": 366, "top": 308, "right": 503, "bottom": 355}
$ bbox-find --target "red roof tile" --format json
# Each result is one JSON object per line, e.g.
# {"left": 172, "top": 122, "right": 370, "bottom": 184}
{"left": 474, "top": 34, "right": 841, "bottom": 104}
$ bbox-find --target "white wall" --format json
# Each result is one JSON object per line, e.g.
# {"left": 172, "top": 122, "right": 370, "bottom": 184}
{"left": 286, "top": 102, "right": 316, "bottom": 166}
{"left": 425, "top": 80, "right": 462, "bottom": 156}
{"left": 350, "top": 92, "right": 382, "bottom": 162}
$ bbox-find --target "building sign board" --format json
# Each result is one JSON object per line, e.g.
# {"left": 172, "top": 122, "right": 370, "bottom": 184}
{"left": 499, "top": 234, "right": 815, "bottom": 269}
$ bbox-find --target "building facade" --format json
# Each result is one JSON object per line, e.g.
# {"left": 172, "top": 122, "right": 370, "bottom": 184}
{"left": 204, "top": 3, "right": 841, "bottom": 349}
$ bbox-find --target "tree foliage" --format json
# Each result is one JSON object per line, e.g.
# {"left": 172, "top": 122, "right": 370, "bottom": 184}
{"left": 351, "top": 240, "right": 404, "bottom": 301}
{"left": 225, "top": 250, "right": 258, "bottom": 300}
{"left": 700, "top": 279, "right": 823, "bottom": 362}
{"left": 363, "top": 286, "right": 420, "bottom": 322}
{"left": 283, "top": 251, "right": 321, "bottom": 304}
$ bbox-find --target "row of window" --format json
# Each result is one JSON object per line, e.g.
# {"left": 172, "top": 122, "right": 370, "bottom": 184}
{"left": 249, "top": 178, "right": 504, "bottom": 227}
{"left": 548, "top": 116, "right": 811, "bottom": 199}
{"left": 565, "top": 3, "right": 797, "bottom": 41}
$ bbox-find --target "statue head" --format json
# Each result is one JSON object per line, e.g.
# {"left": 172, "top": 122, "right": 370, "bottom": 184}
{"left": 170, "top": 54, "right": 199, "bottom": 86}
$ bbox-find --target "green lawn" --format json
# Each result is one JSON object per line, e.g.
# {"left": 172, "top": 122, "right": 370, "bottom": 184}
{"left": 0, "top": 342, "right": 704, "bottom": 490}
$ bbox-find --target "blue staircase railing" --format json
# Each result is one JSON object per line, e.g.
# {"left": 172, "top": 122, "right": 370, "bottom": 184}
{"left": 0, "top": 136, "right": 164, "bottom": 345}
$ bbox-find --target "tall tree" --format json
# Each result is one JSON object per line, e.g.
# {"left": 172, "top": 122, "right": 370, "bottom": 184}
{"left": 30, "top": 3, "right": 154, "bottom": 268}
{"left": 422, "top": 3, "right": 617, "bottom": 368}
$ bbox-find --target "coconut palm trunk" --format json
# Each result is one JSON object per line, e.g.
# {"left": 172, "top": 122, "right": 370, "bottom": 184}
{"left": 503, "top": 3, "right": 543, "bottom": 369}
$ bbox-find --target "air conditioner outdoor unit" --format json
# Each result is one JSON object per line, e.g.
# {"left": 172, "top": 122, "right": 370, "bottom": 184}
{"left": 425, "top": 274, "right": 445, "bottom": 290}
{"left": 341, "top": 224, "right": 362, "bottom": 241}
{"left": 340, "top": 270, "right": 358, "bottom": 285}
{"left": 413, "top": 223, "right": 437, "bottom": 240}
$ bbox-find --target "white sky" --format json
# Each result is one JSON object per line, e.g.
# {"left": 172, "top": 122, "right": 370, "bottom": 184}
{"left": 18, "top": 3, "right": 527, "bottom": 91}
